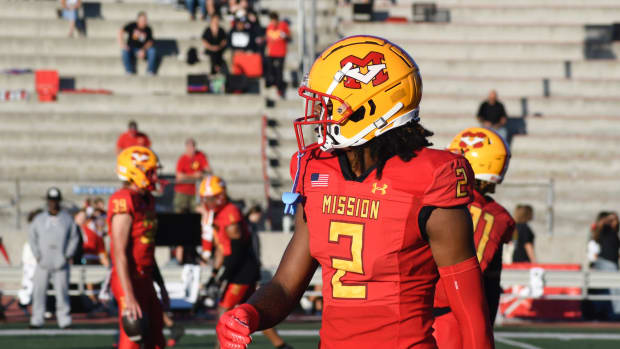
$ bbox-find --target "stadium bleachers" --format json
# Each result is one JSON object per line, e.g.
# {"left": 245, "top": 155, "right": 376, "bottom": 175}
{"left": 0, "top": 0, "right": 619, "bottom": 266}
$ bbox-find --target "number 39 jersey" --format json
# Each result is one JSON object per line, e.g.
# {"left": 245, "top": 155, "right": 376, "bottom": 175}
{"left": 107, "top": 188, "right": 157, "bottom": 274}
{"left": 291, "top": 147, "right": 475, "bottom": 349}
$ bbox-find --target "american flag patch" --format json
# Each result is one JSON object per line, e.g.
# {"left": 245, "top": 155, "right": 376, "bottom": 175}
{"left": 310, "top": 173, "right": 329, "bottom": 187}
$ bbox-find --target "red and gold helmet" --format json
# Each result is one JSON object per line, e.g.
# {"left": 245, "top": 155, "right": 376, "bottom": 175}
{"left": 200, "top": 175, "right": 227, "bottom": 210}
{"left": 295, "top": 35, "right": 422, "bottom": 152}
{"left": 447, "top": 127, "right": 510, "bottom": 184}
{"left": 116, "top": 146, "right": 160, "bottom": 191}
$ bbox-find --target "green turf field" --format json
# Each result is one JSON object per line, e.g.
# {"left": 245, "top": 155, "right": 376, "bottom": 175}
{"left": 1, "top": 323, "right": 620, "bottom": 348}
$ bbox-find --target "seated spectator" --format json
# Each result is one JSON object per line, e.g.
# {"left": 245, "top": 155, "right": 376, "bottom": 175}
{"left": 186, "top": 0, "right": 206, "bottom": 20}
{"left": 116, "top": 120, "right": 151, "bottom": 154}
{"left": 118, "top": 11, "right": 157, "bottom": 75}
{"left": 229, "top": 18, "right": 253, "bottom": 52}
{"left": 265, "top": 11, "right": 290, "bottom": 97}
{"left": 202, "top": 14, "right": 228, "bottom": 74}
{"left": 60, "top": 0, "right": 82, "bottom": 37}
{"left": 477, "top": 90, "right": 508, "bottom": 141}
{"left": 512, "top": 204, "right": 537, "bottom": 263}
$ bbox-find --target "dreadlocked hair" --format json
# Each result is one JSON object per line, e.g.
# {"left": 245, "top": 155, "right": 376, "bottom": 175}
{"left": 357, "top": 121, "right": 434, "bottom": 180}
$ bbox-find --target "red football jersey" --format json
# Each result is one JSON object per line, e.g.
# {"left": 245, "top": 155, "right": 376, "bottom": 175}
{"left": 290, "top": 147, "right": 475, "bottom": 349}
{"left": 434, "top": 189, "right": 515, "bottom": 308}
{"left": 211, "top": 202, "right": 250, "bottom": 257}
{"left": 107, "top": 188, "right": 157, "bottom": 274}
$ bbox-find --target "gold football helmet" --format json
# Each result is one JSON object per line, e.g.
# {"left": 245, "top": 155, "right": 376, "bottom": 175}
{"left": 447, "top": 127, "right": 510, "bottom": 184}
{"left": 295, "top": 35, "right": 423, "bottom": 152}
{"left": 116, "top": 146, "right": 160, "bottom": 190}
{"left": 200, "top": 175, "right": 227, "bottom": 210}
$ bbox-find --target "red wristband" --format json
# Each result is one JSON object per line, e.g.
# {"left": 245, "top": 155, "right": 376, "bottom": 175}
{"left": 235, "top": 303, "right": 260, "bottom": 333}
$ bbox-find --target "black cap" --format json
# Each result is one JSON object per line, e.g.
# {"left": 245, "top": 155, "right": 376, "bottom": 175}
{"left": 46, "top": 187, "right": 62, "bottom": 201}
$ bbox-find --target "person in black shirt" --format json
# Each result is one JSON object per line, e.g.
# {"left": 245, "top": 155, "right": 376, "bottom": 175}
{"left": 477, "top": 90, "right": 508, "bottom": 141}
{"left": 512, "top": 204, "right": 537, "bottom": 263}
{"left": 229, "top": 18, "right": 253, "bottom": 52}
{"left": 202, "top": 14, "right": 228, "bottom": 74}
{"left": 118, "top": 12, "right": 157, "bottom": 75}
{"left": 591, "top": 211, "right": 620, "bottom": 318}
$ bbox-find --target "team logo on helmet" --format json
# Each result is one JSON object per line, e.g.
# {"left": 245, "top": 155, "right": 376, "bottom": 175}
{"left": 131, "top": 150, "right": 151, "bottom": 165}
{"left": 340, "top": 51, "right": 389, "bottom": 89}
{"left": 458, "top": 131, "right": 487, "bottom": 153}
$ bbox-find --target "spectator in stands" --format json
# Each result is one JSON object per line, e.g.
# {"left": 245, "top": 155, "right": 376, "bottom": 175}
{"left": 186, "top": 0, "right": 207, "bottom": 20}
{"left": 174, "top": 138, "right": 211, "bottom": 213}
{"left": 74, "top": 210, "right": 109, "bottom": 311}
{"left": 229, "top": 18, "right": 253, "bottom": 52}
{"left": 247, "top": 10, "right": 265, "bottom": 53}
{"left": 29, "top": 187, "right": 80, "bottom": 329}
{"left": 591, "top": 211, "right": 620, "bottom": 315}
{"left": 206, "top": 0, "right": 227, "bottom": 16}
{"left": 115, "top": 120, "right": 151, "bottom": 154}
{"left": 512, "top": 204, "right": 537, "bottom": 263}
{"left": 60, "top": 0, "right": 82, "bottom": 37}
{"left": 477, "top": 90, "right": 508, "bottom": 141}
{"left": 265, "top": 11, "right": 290, "bottom": 97}
{"left": 202, "top": 14, "right": 228, "bottom": 74}
{"left": 118, "top": 11, "right": 157, "bottom": 75}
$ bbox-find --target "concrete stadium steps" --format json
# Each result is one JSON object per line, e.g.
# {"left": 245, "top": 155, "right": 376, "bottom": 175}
{"left": 0, "top": 51, "right": 303, "bottom": 78}
{"left": 341, "top": 22, "right": 588, "bottom": 43}
{"left": 388, "top": 0, "right": 619, "bottom": 7}
{"left": 415, "top": 59, "right": 620, "bottom": 80}
{"left": 368, "top": 3, "right": 620, "bottom": 24}
{"left": 0, "top": 93, "right": 264, "bottom": 114}
{"left": 0, "top": 18, "right": 207, "bottom": 39}
{"left": 0, "top": 36, "right": 599, "bottom": 61}
{"left": 0, "top": 73, "right": 186, "bottom": 95}
{"left": 0, "top": 111, "right": 262, "bottom": 134}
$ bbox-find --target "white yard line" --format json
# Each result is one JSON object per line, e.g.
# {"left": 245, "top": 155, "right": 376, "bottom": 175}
{"left": 495, "top": 337, "right": 544, "bottom": 349}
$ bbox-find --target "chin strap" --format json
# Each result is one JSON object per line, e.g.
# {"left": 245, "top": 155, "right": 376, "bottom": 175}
{"left": 282, "top": 152, "right": 304, "bottom": 215}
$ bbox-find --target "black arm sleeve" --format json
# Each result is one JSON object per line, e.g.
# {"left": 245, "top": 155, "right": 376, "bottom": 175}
{"left": 221, "top": 239, "right": 247, "bottom": 281}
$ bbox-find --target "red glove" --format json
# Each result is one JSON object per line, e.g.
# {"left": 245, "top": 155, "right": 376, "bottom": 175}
{"left": 216, "top": 304, "right": 260, "bottom": 349}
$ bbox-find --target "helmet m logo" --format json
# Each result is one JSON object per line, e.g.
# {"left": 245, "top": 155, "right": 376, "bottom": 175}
{"left": 459, "top": 131, "right": 487, "bottom": 153}
{"left": 371, "top": 183, "right": 388, "bottom": 195}
{"left": 131, "top": 151, "right": 150, "bottom": 164}
{"left": 340, "top": 51, "right": 389, "bottom": 89}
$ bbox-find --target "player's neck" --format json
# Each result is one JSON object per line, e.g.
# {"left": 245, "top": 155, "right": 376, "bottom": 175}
{"left": 344, "top": 147, "right": 376, "bottom": 178}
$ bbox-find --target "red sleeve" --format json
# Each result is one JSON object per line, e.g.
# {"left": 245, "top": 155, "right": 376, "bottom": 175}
{"left": 144, "top": 135, "right": 151, "bottom": 148}
{"left": 107, "top": 190, "right": 135, "bottom": 221}
{"left": 422, "top": 157, "right": 475, "bottom": 208}
{"left": 223, "top": 205, "right": 242, "bottom": 226}
{"left": 478, "top": 212, "right": 514, "bottom": 272}
{"left": 289, "top": 152, "right": 306, "bottom": 195}
{"left": 200, "top": 152, "right": 210, "bottom": 172}
{"left": 176, "top": 156, "right": 185, "bottom": 173}
{"left": 116, "top": 133, "right": 126, "bottom": 149}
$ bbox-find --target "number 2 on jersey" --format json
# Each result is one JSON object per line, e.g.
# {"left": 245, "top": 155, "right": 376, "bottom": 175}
{"left": 470, "top": 205, "right": 495, "bottom": 262}
{"left": 455, "top": 167, "right": 469, "bottom": 198}
{"left": 328, "top": 221, "right": 366, "bottom": 299}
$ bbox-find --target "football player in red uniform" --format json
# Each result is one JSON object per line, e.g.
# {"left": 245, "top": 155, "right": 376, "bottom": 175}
{"left": 200, "top": 176, "right": 292, "bottom": 349}
{"left": 216, "top": 36, "right": 494, "bottom": 348}
{"left": 433, "top": 127, "right": 515, "bottom": 348}
{"left": 108, "top": 146, "right": 169, "bottom": 349}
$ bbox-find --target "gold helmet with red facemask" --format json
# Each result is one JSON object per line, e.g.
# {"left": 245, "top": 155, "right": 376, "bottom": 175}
{"left": 447, "top": 127, "right": 511, "bottom": 184}
{"left": 295, "top": 35, "right": 422, "bottom": 152}
{"left": 200, "top": 175, "right": 227, "bottom": 210}
{"left": 116, "top": 146, "right": 160, "bottom": 191}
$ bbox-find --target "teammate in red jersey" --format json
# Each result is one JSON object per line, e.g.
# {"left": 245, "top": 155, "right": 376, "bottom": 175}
{"left": 216, "top": 36, "right": 494, "bottom": 348}
{"left": 433, "top": 127, "right": 515, "bottom": 349}
{"left": 108, "top": 146, "right": 169, "bottom": 349}
{"left": 200, "top": 176, "right": 293, "bottom": 349}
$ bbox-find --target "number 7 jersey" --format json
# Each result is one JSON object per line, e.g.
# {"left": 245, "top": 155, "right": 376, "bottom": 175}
{"left": 291, "top": 147, "right": 475, "bottom": 349}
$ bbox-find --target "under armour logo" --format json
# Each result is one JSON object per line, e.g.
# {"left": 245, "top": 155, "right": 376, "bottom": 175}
{"left": 340, "top": 51, "right": 389, "bottom": 89}
{"left": 372, "top": 183, "right": 388, "bottom": 195}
